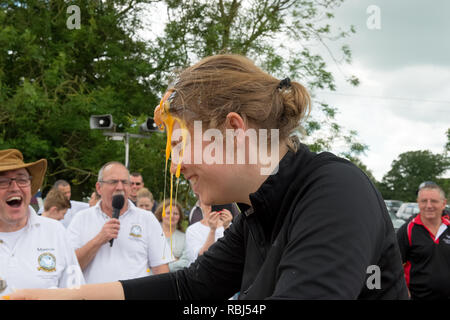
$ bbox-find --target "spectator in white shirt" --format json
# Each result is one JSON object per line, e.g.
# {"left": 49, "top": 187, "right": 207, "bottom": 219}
{"left": 38, "top": 179, "right": 89, "bottom": 227}
{"left": 185, "top": 200, "right": 233, "bottom": 265}
{"left": 0, "top": 149, "right": 84, "bottom": 297}
{"left": 67, "top": 161, "right": 171, "bottom": 284}
{"left": 41, "top": 188, "right": 71, "bottom": 221}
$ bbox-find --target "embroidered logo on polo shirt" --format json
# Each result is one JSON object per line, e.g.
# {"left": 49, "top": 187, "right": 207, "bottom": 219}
{"left": 37, "top": 252, "right": 56, "bottom": 272}
{"left": 129, "top": 225, "right": 142, "bottom": 238}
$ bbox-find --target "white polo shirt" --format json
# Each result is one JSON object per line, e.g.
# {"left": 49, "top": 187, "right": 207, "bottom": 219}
{"left": 67, "top": 200, "right": 172, "bottom": 284}
{"left": 0, "top": 208, "right": 84, "bottom": 295}
{"left": 38, "top": 200, "right": 89, "bottom": 228}
{"left": 185, "top": 221, "right": 225, "bottom": 265}
{"left": 61, "top": 200, "right": 90, "bottom": 228}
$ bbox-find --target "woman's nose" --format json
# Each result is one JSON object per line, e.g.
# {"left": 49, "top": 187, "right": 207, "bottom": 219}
{"left": 170, "top": 158, "right": 185, "bottom": 176}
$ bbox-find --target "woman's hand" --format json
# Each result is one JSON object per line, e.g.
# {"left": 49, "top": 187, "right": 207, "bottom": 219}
{"left": 218, "top": 209, "right": 233, "bottom": 229}
{"left": 207, "top": 211, "right": 221, "bottom": 231}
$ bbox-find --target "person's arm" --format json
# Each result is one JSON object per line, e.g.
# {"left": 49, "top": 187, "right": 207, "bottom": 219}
{"left": 396, "top": 221, "right": 411, "bottom": 298}
{"left": 168, "top": 234, "right": 191, "bottom": 272}
{"left": 5, "top": 282, "right": 125, "bottom": 300}
{"left": 120, "top": 215, "right": 246, "bottom": 300}
{"left": 169, "top": 248, "right": 191, "bottom": 271}
{"left": 75, "top": 219, "right": 120, "bottom": 270}
{"left": 198, "top": 211, "right": 220, "bottom": 256}
{"left": 198, "top": 229, "right": 217, "bottom": 256}
{"left": 57, "top": 225, "right": 85, "bottom": 288}
{"left": 151, "top": 263, "right": 170, "bottom": 274}
{"left": 146, "top": 213, "right": 173, "bottom": 273}
{"left": 396, "top": 221, "right": 409, "bottom": 264}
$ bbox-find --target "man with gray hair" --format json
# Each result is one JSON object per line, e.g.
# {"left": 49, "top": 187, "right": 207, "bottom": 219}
{"left": 397, "top": 182, "right": 450, "bottom": 300}
{"left": 67, "top": 161, "right": 171, "bottom": 284}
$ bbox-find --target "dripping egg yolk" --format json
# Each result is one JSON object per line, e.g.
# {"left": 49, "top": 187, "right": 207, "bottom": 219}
{"left": 154, "top": 90, "right": 189, "bottom": 256}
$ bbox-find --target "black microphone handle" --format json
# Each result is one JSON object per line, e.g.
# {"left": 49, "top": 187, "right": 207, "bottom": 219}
{"left": 109, "top": 208, "right": 120, "bottom": 247}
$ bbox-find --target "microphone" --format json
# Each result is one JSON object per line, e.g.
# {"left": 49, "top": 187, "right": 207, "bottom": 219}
{"left": 110, "top": 194, "right": 125, "bottom": 247}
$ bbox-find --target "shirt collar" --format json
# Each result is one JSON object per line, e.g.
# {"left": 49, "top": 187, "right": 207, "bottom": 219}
{"left": 413, "top": 214, "right": 450, "bottom": 226}
{"left": 26, "top": 206, "right": 41, "bottom": 229}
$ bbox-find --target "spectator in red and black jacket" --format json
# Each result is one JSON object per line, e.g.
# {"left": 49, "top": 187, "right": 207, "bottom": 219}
{"left": 397, "top": 183, "right": 450, "bottom": 300}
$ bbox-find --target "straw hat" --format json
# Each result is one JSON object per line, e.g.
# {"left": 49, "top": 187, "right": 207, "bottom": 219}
{"left": 0, "top": 149, "right": 47, "bottom": 195}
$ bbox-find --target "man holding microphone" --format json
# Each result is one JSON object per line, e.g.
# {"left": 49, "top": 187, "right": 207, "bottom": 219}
{"left": 66, "top": 161, "right": 171, "bottom": 284}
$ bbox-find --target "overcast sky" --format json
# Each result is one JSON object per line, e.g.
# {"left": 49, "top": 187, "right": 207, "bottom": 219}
{"left": 139, "top": 0, "right": 450, "bottom": 181}
{"left": 313, "top": 0, "right": 450, "bottom": 180}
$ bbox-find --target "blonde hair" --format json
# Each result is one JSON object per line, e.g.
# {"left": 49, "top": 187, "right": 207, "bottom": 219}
{"left": 136, "top": 187, "right": 154, "bottom": 202}
{"left": 154, "top": 199, "right": 185, "bottom": 231}
{"left": 168, "top": 54, "right": 311, "bottom": 151}
{"left": 44, "top": 188, "right": 71, "bottom": 211}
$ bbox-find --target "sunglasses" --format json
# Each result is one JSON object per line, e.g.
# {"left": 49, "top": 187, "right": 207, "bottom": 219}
{"left": 418, "top": 181, "right": 438, "bottom": 190}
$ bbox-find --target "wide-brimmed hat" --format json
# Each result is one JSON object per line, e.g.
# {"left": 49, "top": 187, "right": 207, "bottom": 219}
{"left": 0, "top": 149, "right": 47, "bottom": 195}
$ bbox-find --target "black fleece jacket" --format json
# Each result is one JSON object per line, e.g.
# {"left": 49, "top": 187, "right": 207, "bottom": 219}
{"left": 120, "top": 144, "right": 409, "bottom": 299}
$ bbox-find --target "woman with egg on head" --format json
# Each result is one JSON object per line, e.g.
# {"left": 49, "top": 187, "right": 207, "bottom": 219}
{"left": 7, "top": 54, "right": 408, "bottom": 300}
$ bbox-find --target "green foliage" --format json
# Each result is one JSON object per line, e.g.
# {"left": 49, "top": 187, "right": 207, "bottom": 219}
{"left": 0, "top": 0, "right": 159, "bottom": 199}
{"left": 152, "top": 0, "right": 355, "bottom": 88}
{"left": 446, "top": 128, "right": 450, "bottom": 153}
{"left": 1, "top": 0, "right": 364, "bottom": 209}
{"left": 147, "top": 0, "right": 365, "bottom": 159}
{"left": 378, "top": 150, "right": 450, "bottom": 202}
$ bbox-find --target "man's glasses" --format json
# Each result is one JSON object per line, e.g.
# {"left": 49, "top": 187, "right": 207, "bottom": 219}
{"left": 99, "top": 179, "right": 131, "bottom": 186}
{"left": 0, "top": 176, "right": 32, "bottom": 189}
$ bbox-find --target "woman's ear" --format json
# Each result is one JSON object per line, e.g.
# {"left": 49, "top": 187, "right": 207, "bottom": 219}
{"left": 225, "top": 112, "right": 248, "bottom": 147}
{"left": 225, "top": 112, "right": 246, "bottom": 131}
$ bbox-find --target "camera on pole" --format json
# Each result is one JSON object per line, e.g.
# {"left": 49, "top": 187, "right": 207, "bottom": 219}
{"left": 90, "top": 114, "right": 114, "bottom": 130}
{"left": 139, "top": 117, "right": 159, "bottom": 133}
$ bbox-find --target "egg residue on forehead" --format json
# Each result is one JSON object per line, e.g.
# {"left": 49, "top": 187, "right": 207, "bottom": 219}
{"left": 154, "top": 90, "right": 189, "bottom": 256}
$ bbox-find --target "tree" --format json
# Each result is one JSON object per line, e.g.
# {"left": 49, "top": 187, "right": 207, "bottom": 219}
{"left": 1, "top": 0, "right": 366, "bottom": 209}
{"left": 439, "top": 128, "right": 450, "bottom": 197}
{"left": 0, "top": 0, "right": 165, "bottom": 199}
{"left": 148, "top": 0, "right": 366, "bottom": 159}
{"left": 379, "top": 150, "right": 450, "bottom": 202}
{"left": 446, "top": 128, "right": 450, "bottom": 153}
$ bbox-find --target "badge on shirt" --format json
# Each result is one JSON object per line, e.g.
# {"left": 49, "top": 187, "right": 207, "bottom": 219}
{"left": 37, "top": 252, "right": 56, "bottom": 272}
{"left": 129, "top": 225, "right": 142, "bottom": 238}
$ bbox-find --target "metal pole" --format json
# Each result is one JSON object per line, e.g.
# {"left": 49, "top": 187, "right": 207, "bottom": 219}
{"left": 101, "top": 131, "right": 151, "bottom": 169}
{"left": 124, "top": 132, "right": 130, "bottom": 169}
